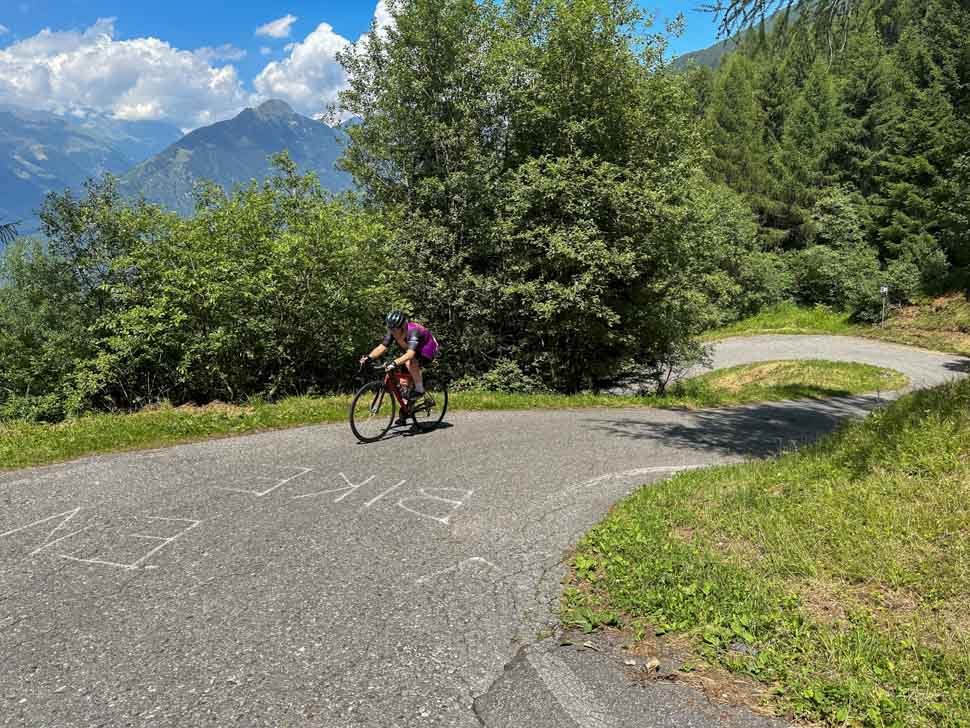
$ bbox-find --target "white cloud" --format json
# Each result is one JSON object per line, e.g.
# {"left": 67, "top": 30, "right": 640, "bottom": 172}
{"left": 0, "top": 18, "right": 254, "bottom": 129}
{"left": 374, "top": 0, "right": 393, "bottom": 33}
{"left": 194, "top": 44, "right": 247, "bottom": 63}
{"left": 255, "top": 14, "right": 297, "bottom": 39}
{"left": 0, "top": 1, "right": 394, "bottom": 130}
{"left": 253, "top": 22, "right": 349, "bottom": 115}
{"left": 0, "top": 24, "right": 9, "bottom": 36}
{"left": 251, "top": 2, "right": 394, "bottom": 119}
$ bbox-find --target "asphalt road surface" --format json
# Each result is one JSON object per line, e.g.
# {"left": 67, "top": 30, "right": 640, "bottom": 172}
{"left": 2, "top": 336, "right": 966, "bottom": 728}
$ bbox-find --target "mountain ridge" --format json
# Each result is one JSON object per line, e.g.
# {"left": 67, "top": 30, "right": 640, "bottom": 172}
{"left": 0, "top": 106, "right": 183, "bottom": 229}
{"left": 120, "top": 100, "right": 356, "bottom": 216}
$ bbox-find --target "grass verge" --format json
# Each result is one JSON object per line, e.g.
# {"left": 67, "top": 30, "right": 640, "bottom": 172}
{"left": 703, "top": 303, "right": 855, "bottom": 340}
{"left": 0, "top": 360, "right": 905, "bottom": 471}
{"left": 564, "top": 376, "right": 970, "bottom": 726}
{"left": 862, "top": 294, "right": 970, "bottom": 357}
{"left": 706, "top": 295, "right": 970, "bottom": 357}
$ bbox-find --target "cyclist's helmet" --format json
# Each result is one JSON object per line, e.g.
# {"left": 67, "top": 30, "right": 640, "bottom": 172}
{"left": 385, "top": 310, "right": 408, "bottom": 330}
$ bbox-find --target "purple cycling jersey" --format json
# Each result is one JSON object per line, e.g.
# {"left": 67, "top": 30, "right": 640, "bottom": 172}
{"left": 383, "top": 322, "right": 439, "bottom": 362}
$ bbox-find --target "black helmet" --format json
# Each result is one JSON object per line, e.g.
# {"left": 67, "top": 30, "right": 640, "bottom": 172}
{"left": 385, "top": 310, "right": 407, "bottom": 329}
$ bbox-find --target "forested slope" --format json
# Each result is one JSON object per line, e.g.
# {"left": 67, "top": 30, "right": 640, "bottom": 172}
{"left": 693, "top": 0, "right": 970, "bottom": 305}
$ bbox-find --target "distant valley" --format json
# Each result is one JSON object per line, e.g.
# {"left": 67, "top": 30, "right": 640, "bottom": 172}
{"left": 0, "top": 100, "right": 355, "bottom": 238}
{"left": 0, "top": 105, "right": 182, "bottom": 232}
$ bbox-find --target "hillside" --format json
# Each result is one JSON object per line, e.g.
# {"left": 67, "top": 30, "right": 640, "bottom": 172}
{"left": 672, "top": 38, "right": 737, "bottom": 70}
{"left": 121, "top": 100, "right": 356, "bottom": 216}
{"left": 0, "top": 105, "right": 182, "bottom": 232}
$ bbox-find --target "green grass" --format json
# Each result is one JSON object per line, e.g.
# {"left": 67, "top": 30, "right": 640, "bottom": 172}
{"left": 863, "top": 294, "right": 970, "bottom": 357}
{"left": 0, "top": 360, "right": 905, "bottom": 471}
{"left": 707, "top": 296, "right": 970, "bottom": 357}
{"left": 564, "top": 376, "right": 970, "bottom": 726}
{"left": 704, "top": 303, "right": 855, "bottom": 340}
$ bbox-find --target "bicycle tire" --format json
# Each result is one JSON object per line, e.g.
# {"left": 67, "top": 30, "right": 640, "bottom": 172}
{"left": 409, "top": 376, "right": 449, "bottom": 430}
{"left": 349, "top": 380, "right": 396, "bottom": 443}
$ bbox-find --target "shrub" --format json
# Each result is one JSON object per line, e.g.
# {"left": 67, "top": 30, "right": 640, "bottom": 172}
{"left": 452, "top": 358, "right": 545, "bottom": 393}
{"left": 790, "top": 243, "right": 882, "bottom": 311}
{"left": 884, "top": 257, "right": 922, "bottom": 304}
{"left": 730, "top": 250, "right": 794, "bottom": 317}
{"left": 0, "top": 159, "right": 392, "bottom": 421}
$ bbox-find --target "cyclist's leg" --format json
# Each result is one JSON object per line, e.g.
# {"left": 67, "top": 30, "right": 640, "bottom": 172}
{"left": 406, "top": 356, "right": 425, "bottom": 395}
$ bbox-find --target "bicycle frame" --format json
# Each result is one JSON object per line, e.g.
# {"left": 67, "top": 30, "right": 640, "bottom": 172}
{"left": 358, "top": 361, "right": 413, "bottom": 412}
{"left": 383, "top": 366, "right": 413, "bottom": 411}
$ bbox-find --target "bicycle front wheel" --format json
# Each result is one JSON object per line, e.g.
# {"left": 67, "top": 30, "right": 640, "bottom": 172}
{"left": 410, "top": 375, "right": 448, "bottom": 430}
{"left": 349, "top": 380, "right": 396, "bottom": 442}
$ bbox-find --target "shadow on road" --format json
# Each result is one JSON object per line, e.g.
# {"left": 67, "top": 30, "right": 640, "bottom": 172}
{"left": 389, "top": 420, "right": 455, "bottom": 440}
{"left": 944, "top": 358, "right": 970, "bottom": 374}
{"left": 587, "top": 395, "right": 886, "bottom": 459}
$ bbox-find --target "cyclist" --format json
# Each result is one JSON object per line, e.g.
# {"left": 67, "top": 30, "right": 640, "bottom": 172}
{"left": 360, "top": 311, "right": 439, "bottom": 419}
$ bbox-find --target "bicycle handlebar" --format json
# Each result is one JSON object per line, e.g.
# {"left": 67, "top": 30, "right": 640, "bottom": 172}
{"left": 360, "top": 359, "right": 403, "bottom": 372}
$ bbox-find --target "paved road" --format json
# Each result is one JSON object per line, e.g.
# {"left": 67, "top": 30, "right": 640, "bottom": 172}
{"left": 1, "top": 337, "right": 966, "bottom": 728}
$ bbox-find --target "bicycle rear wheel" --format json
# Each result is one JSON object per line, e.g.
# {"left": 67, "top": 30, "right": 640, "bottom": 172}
{"left": 408, "top": 375, "right": 448, "bottom": 430}
{"left": 349, "top": 380, "right": 396, "bottom": 442}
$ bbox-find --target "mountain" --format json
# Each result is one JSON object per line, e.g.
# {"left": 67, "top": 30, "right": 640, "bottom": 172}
{"left": 70, "top": 113, "right": 184, "bottom": 165}
{"left": 671, "top": 9, "right": 796, "bottom": 71}
{"left": 121, "top": 100, "right": 356, "bottom": 216}
{"left": 0, "top": 105, "right": 182, "bottom": 231}
{"left": 672, "top": 39, "right": 738, "bottom": 71}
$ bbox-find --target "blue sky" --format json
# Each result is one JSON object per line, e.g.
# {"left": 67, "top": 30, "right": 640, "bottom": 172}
{"left": 0, "top": 1, "right": 724, "bottom": 129}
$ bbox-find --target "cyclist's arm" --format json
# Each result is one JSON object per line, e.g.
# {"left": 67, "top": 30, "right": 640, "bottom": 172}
{"left": 392, "top": 349, "right": 417, "bottom": 367}
{"left": 367, "top": 343, "right": 389, "bottom": 360}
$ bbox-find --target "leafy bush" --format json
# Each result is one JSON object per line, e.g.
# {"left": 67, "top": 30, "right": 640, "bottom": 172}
{"left": 0, "top": 159, "right": 392, "bottom": 421}
{"left": 727, "top": 250, "right": 794, "bottom": 318}
{"left": 884, "top": 257, "right": 922, "bottom": 304}
{"left": 789, "top": 243, "right": 881, "bottom": 311}
{"left": 452, "top": 358, "right": 546, "bottom": 394}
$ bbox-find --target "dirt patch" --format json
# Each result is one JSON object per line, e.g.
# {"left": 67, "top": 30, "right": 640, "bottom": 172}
{"left": 561, "top": 624, "right": 783, "bottom": 719}
{"left": 713, "top": 362, "right": 789, "bottom": 393}
{"left": 671, "top": 527, "right": 696, "bottom": 543}
{"left": 174, "top": 400, "right": 256, "bottom": 416}
{"left": 790, "top": 578, "right": 917, "bottom": 626}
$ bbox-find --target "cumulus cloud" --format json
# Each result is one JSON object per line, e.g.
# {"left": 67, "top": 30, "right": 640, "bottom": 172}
{"left": 0, "top": 18, "right": 254, "bottom": 129}
{"left": 373, "top": 0, "right": 394, "bottom": 33}
{"left": 259, "top": 46, "right": 272, "bottom": 56}
{"left": 0, "top": 25, "right": 9, "bottom": 35}
{"left": 194, "top": 43, "right": 247, "bottom": 63}
{"left": 251, "top": 2, "right": 394, "bottom": 118}
{"left": 255, "top": 14, "right": 297, "bottom": 39}
{"left": 253, "top": 22, "right": 349, "bottom": 114}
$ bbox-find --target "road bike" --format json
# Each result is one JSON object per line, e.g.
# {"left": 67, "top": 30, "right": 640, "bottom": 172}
{"left": 349, "top": 360, "right": 449, "bottom": 442}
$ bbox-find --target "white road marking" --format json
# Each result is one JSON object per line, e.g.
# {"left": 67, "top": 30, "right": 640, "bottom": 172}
{"left": 291, "top": 472, "right": 375, "bottom": 501}
{"left": 573, "top": 465, "right": 707, "bottom": 492}
{"left": 397, "top": 488, "right": 474, "bottom": 525}
{"left": 55, "top": 516, "right": 201, "bottom": 570}
{"left": 527, "top": 650, "right": 618, "bottom": 728}
{"left": 0, "top": 508, "right": 87, "bottom": 556}
{"left": 215, "top": 467, "right": 312, "bottom": 497}
{"left": 362, "top": 479, "right": 407, "bottom": 508}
